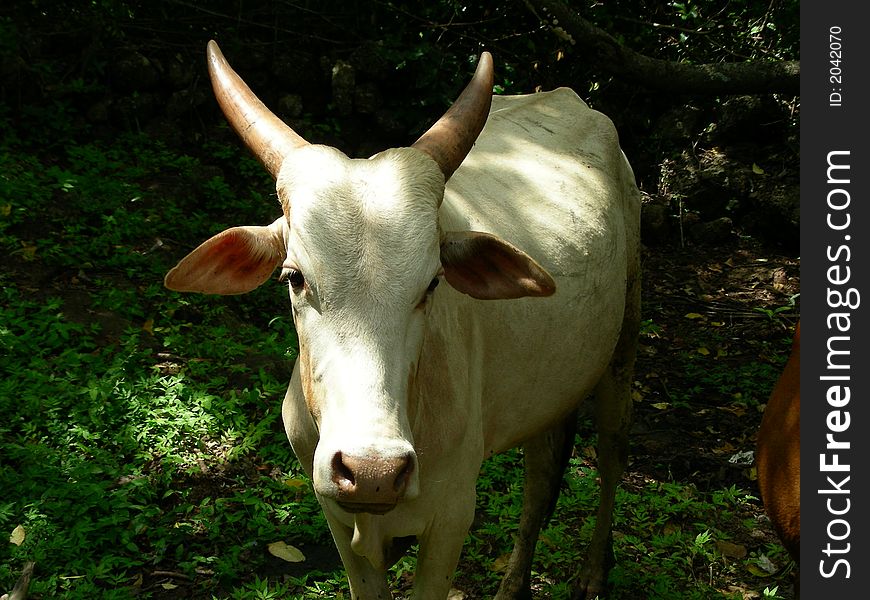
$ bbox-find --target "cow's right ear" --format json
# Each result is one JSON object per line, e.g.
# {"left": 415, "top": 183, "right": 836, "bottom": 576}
{"left": 165, "top": 216, "right": 288, "bottom": 295}
{"left": 440, "top": 231, "right": 556, "bottom": 300}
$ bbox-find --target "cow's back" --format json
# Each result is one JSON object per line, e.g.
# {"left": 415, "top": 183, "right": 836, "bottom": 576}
{"left": 444, "top": 89, "right": 637, "bottom": 271}
{"left": 435, "top": 88, "right": 640, "bottom": 454}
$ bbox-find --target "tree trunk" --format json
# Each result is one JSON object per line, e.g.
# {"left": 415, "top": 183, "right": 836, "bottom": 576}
{"left": 524, "top": 0, "right": 800, "bottom": 95}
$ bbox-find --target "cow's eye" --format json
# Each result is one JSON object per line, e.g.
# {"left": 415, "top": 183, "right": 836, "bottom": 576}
{"left": 427, "top": 277, "right": 440, "bottom": 293}
{"left": 280, "top": 267, "right": 305, "bottom": 290}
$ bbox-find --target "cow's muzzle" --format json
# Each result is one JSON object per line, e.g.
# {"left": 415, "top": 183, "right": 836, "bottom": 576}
{"left": 330, "top": 451, "right": 415, "bottom": 512}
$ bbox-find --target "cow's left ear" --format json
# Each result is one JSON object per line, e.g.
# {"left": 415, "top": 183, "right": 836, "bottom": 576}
{"left": 165, "top": 216, "right": 288, "bottom": 295}
{"left": 440, "top": 231, "right": 556, "bottom": 300}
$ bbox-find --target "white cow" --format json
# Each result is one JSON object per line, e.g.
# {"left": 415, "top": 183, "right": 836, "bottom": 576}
{"left": 165, "top": 41, "right": 640, "bottom": 600}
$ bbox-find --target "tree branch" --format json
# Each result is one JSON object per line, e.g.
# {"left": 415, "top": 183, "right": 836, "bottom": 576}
{"left": 524, "top": 0, "right": 799, "bottom": 95}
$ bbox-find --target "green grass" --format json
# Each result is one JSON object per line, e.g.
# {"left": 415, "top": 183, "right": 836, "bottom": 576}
{"left": 1, "top": 120, "right": 330, "bottom": 598}
{"left": 0, "top": 114, "right": 792, "bottom": 598}
{"left": 0, "top": 286, "right": 323, "bottom": 597}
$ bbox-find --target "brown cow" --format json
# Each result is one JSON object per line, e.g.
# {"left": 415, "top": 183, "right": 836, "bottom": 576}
{"left": 756, "top": 321, "right": 800, "bottom": 575}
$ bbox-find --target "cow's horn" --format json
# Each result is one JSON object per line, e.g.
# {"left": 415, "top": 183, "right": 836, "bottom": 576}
{"left": 207, "top": 40, "right": 308, "bottom": 179}
{"left": 412, "top": 52, "right": 494, "bottom": 182}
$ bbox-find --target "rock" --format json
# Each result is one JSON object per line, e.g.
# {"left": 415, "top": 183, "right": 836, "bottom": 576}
{"left": 741, "top": 183, "right": 799, "bottom": 250}
{"left": 687, "top": 216, "right": 735, "bottom": 246}
{"left": 655, "top": 104, "right": 704, "bottom": 143}
{"left": 641, "top": 195, "right": 672, "bottom": 245}
{"left": 711, "top": 95, "right": 786, "bottom": 144}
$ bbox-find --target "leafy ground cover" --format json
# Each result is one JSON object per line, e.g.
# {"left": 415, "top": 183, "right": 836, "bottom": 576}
{"left": 2, "top": 107, "right": 798, "bottom": 600}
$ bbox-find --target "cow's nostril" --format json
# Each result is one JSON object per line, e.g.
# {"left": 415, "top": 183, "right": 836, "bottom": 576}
{"left": 331, "top": 452, "right": 355, "bottom": 488}
{"left": 393, "top": 452, "right": 414, "bottom": 493}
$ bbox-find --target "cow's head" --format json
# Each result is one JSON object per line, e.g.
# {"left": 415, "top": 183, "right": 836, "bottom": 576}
{"left": 165, "top": 41, "right": 555, "bottom": 514}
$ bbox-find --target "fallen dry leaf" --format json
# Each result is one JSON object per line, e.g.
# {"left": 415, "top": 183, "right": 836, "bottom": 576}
{"left": 716, "top": 539, "right": 747, "bottom": 559}
{"left": 490, "top": 552, "right": 511, "bottom": 572}
{"left": 267, "top": 541, "right": 305, "bottom": 563}
{"left": 9, "top": 524, "right": 25, "bottom": 546}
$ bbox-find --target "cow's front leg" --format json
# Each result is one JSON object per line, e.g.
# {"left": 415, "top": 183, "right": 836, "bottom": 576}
{"left": 323, "top": 508, "right": 393, "bottom": 600}
{"left": 411, "top": 491, "right": 477, "bottom": 600}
